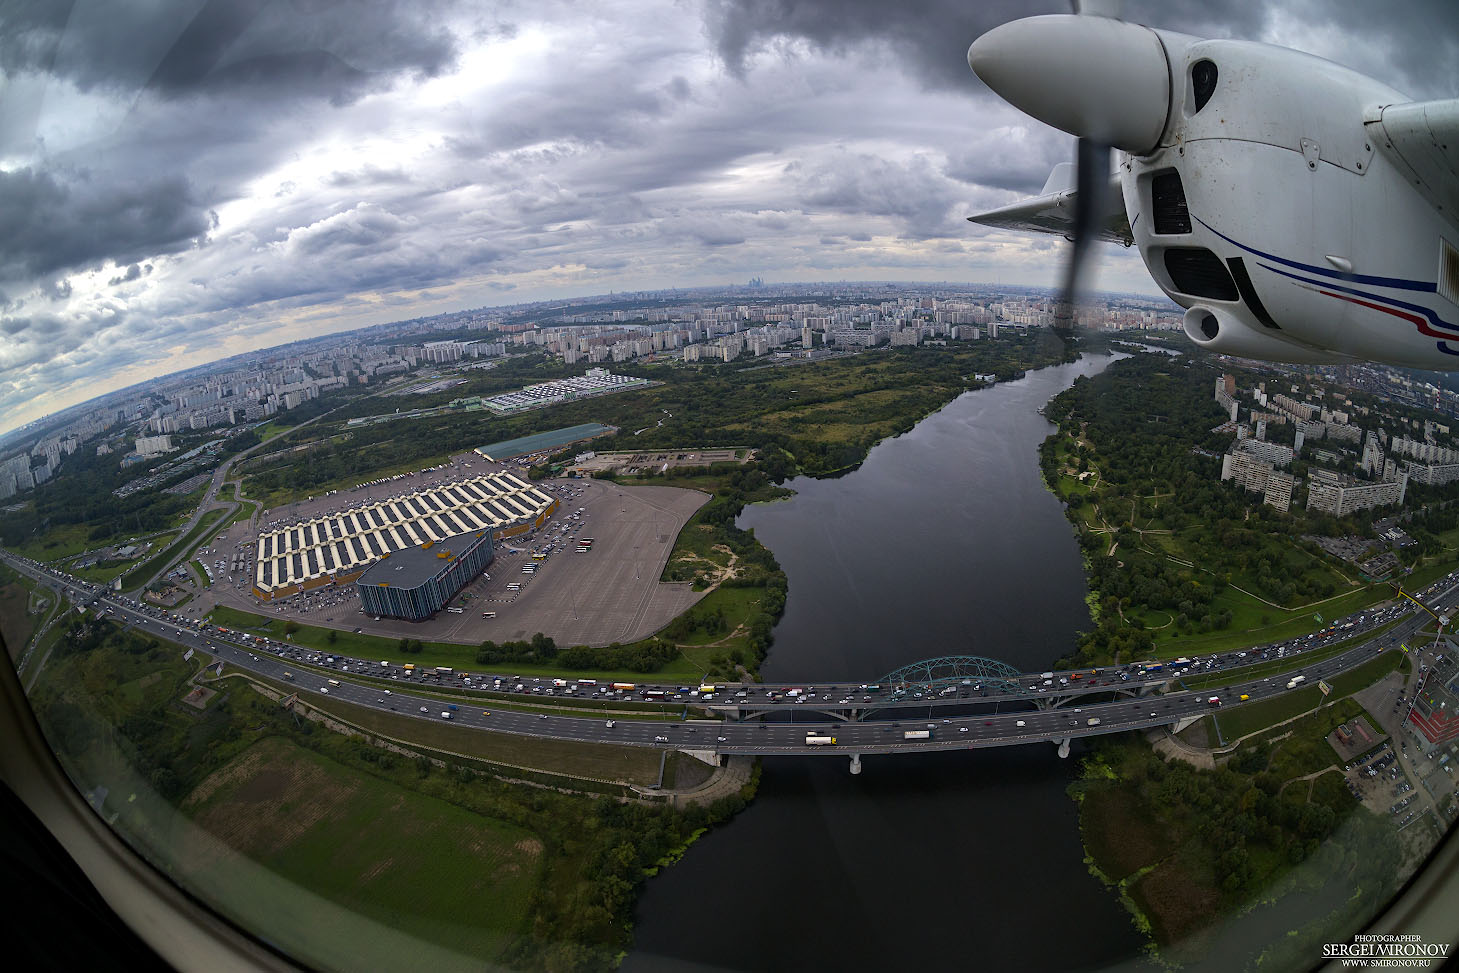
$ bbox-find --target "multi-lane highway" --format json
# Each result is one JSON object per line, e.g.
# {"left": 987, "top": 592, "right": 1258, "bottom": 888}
{"left": 7, "top": 548, "right": 1456, "bottom": 770}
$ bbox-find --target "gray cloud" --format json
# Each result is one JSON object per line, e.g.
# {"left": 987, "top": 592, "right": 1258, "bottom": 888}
{"left": 0, "top": 167, "right": 211, "bottom": 280}
{"left": 797, "top": 151, "right": 967, "bottom": 239}
{"left": 0, "top": 0, "right": 1436, "bottom": 434}
{"left": 3, "top": 0, "right": 463, "bottom": 101}
{"left": 702, "top": 0, "right": 1453, "bottom": 99}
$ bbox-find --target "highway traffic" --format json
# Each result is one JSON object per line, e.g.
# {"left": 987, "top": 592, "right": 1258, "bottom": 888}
{"left": 7, "top": 548, "right": 1456, "bottom": 760}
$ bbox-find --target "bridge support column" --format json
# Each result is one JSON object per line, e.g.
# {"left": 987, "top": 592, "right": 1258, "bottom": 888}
{"left": 1056, "top": 738, "right": 1070, "bottom": 759}
{"left": 849, "top": 752, "right": 863, "bottom": 775}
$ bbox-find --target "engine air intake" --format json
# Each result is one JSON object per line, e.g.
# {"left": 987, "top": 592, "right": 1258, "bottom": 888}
{"left": 1164, "top": 247, "right": 1238, "bottom": 301}
{"left": 1151, "top": 169, "right": 1191, "bottom": 234}
{"left": 1191, "top": 59, "right": 1218, "bottom": 113}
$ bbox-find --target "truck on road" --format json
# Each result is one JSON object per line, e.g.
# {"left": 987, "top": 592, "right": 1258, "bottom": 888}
{"left": 805, "top": 734, "right": 838, "bottom": 746}
{"left": 903, "top": 729, "right": 932, "bottom": 740}
{"left": 1287, "top": 675, "right": 1307, "bottom": 690}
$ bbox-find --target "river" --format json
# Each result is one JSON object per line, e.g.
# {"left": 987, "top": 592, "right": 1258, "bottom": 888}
{"left": 625, "top": 354, "right": 1151, "bottom": 972}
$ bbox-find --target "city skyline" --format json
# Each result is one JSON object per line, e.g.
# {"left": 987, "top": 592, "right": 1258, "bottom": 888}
{"left": 2, "top": 1, "right": 1453, "bottom": 433}
{"left": 0, "top": 280, "right": 1179, "bottom": 442}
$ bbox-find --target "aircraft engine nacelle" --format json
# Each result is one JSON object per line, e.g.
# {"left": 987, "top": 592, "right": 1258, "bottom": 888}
{"left": 968, "top": 15, "right": 1459, "bottom": 370}
{"left": 1118, "top": 33, "right": 1455, "bottom": 368}
{"left": 1180, "top": 306, "right": 1349, "bottom": 365}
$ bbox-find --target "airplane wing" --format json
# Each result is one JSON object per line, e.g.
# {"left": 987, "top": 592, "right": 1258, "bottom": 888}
{"left": 1366, "top": 99, "right": 1459, "bottom": 232}
{"left": 966, "top": 162, "right": 1132, "bottom": 245}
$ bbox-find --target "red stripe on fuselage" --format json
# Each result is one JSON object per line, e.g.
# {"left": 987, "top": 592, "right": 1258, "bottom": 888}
{"left": 1320, "top": 290, "right": 1455, "bottom": 341}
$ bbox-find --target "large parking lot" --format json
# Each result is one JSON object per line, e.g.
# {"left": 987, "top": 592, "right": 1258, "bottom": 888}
{"left": 206, "top": 469, "right": 709, "bottom": 647}
{"left": 447, "top": 477, "right": 709, "bottom": 646}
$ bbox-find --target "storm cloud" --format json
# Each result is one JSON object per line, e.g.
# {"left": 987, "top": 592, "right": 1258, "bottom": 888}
{"left": 0, "top": 0, "right": 1451, "bottom": 433}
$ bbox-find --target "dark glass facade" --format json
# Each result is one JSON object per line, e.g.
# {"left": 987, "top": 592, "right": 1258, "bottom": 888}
{"left": 356, "top": 530, "right": 494, "bottom": 620}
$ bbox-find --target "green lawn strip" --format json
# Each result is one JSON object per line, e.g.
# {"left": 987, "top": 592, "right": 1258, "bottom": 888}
{"left": 1149, "top": 586, "right": 1402, "bottom": 656}
{"left": 1323, "top": 651, "right": 1403, "bottom": 699}
{"left": 189, "top": 560, "right": 211, "bottom": 587}
{"left": 1214, "top": 687, "right": 1325, "bottom": 742}
{"left": 269, "top": 683, "right": 667, "bottom": 789}
{"left": 205, "top": 604, "right": 704, "bottom": 683}
{"left": 0, "top": 572, "right": 40, "bottom": 661}
{"left": 1215, "top": 656, "right": 1397, "bottom": 743}
{"left": 6, "top": 522, "right": 96, "bottom": 562}
{"left": 1180, "top": 627, "right": 1396, "bottom": 690}
{"left": 72, "top": 557, "right": 150, "bottom": 584}
{"left": 120, "top": 508, "right": 230, "bottom": 590}
{"left": 261, "top": 661, "right": 691, "bottom": 721}
{"left": 18, "top": 592, "right": 73, "bottom": 683}
{"left": 246, "top": 451, "right": 458, "bottom": 509}
{"left": 182, "top": 736, "right": 535, "bottom": 965}
{"left": 1401, "top": 559, "right": 1459, "bottom": 592}
{"left": 253, "top": 420, "right": 291, "bottom": 442}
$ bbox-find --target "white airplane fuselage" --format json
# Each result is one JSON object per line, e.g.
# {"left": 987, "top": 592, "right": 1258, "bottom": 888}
{"left": 1122, "top": 33, "right": 1458, "bottom": 367}
{"left": 967, "top": 15, "right": 1459, "bottom": 368}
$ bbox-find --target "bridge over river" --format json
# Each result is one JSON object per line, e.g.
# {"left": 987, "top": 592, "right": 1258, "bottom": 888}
{"left": 6, "top": 551, "right": 1453, "bottom": 775}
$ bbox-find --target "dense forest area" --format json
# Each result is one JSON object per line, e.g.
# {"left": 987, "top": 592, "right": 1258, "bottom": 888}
{"left": 1040, "top": 354, "right": 1381, "bottom": 665}
{"left": 242, "top": 335, "right": 1072, "bottom": 503}
{"left": 0, "top": 436, "right": 252, "bottom": 552}
{"left": 1076, "top": 728, "right": 1400, "bottom": 964}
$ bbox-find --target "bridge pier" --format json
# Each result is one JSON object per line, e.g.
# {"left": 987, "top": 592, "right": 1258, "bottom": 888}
{"left": 849, "top": 752, "right": 863, "bottom": 775}
{"left": 1056, "top": 738, "right": 1070, "bottom": 759}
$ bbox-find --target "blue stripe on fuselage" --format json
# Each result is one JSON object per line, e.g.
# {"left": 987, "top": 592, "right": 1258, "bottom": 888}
{"left": 1256, "top": 262, "right": 1459, "bottom": 338}
{"left": 1195, "top": 217, "right": 1437, "bottom": 293}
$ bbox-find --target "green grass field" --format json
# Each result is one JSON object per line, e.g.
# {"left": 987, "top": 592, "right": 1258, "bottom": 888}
{"left": 6, "top": 522, "right": 97, "bottom": 562}
{"left": 71, "top": 540, "right": 177, "bottom": 584}
{"left": 1179, "top": 631, "right": 1394, "bottom": 690}
{"left": 247, "top": 451, "right": 459, "bottom": 509}
{"left": 1213, "top": 687, "right": 1325, "bottom": 741}
{"left": 1213, "top": 653, "right": 1400, "bottom": 742}
{"left": 205, "top": 604, "right": 703, "bottom": 683}
{"left": 0, "top": 579, "right": 37, "bottom": 662}
{"left": 1145, "top": 585, "right": 1404, "bottom": 657}
{"left": 182, "top": 736, "right": 538, "bottom": 966}
{"left": 282, "top": 689, "right": 668, "bottom": 787}
{"left": 1261, "top": 699, "right": 1367, "bottom": 781}
{"left": 121, "top": 508, "right": 230, "bottom": 590}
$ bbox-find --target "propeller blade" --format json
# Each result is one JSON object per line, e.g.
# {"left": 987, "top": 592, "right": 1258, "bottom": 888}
{"left": 1053, "top": 137, "right": 1110, "bottom": 335}
{"left": 1072, "top": 0, "right": 1122, "bottom": 18}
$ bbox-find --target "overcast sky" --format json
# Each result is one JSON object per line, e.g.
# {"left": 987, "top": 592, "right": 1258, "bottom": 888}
{"left": 1, "top": 0, "right": 1454, "bottom": 435}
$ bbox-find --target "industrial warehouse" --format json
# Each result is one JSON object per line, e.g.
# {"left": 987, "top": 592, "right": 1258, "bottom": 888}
{"left": 251, "top": 470, "right": 557, "bottom": 600}
{"left": 356, "top": 529, "right": 496, "bottom": 620}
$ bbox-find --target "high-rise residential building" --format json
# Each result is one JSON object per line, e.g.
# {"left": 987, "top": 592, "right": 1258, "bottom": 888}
{"left": 1306, "top": 470, "right": 1407, "bottom": 516}
{"left": 135, "top": 435, "right": 173, "bottom": 456}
